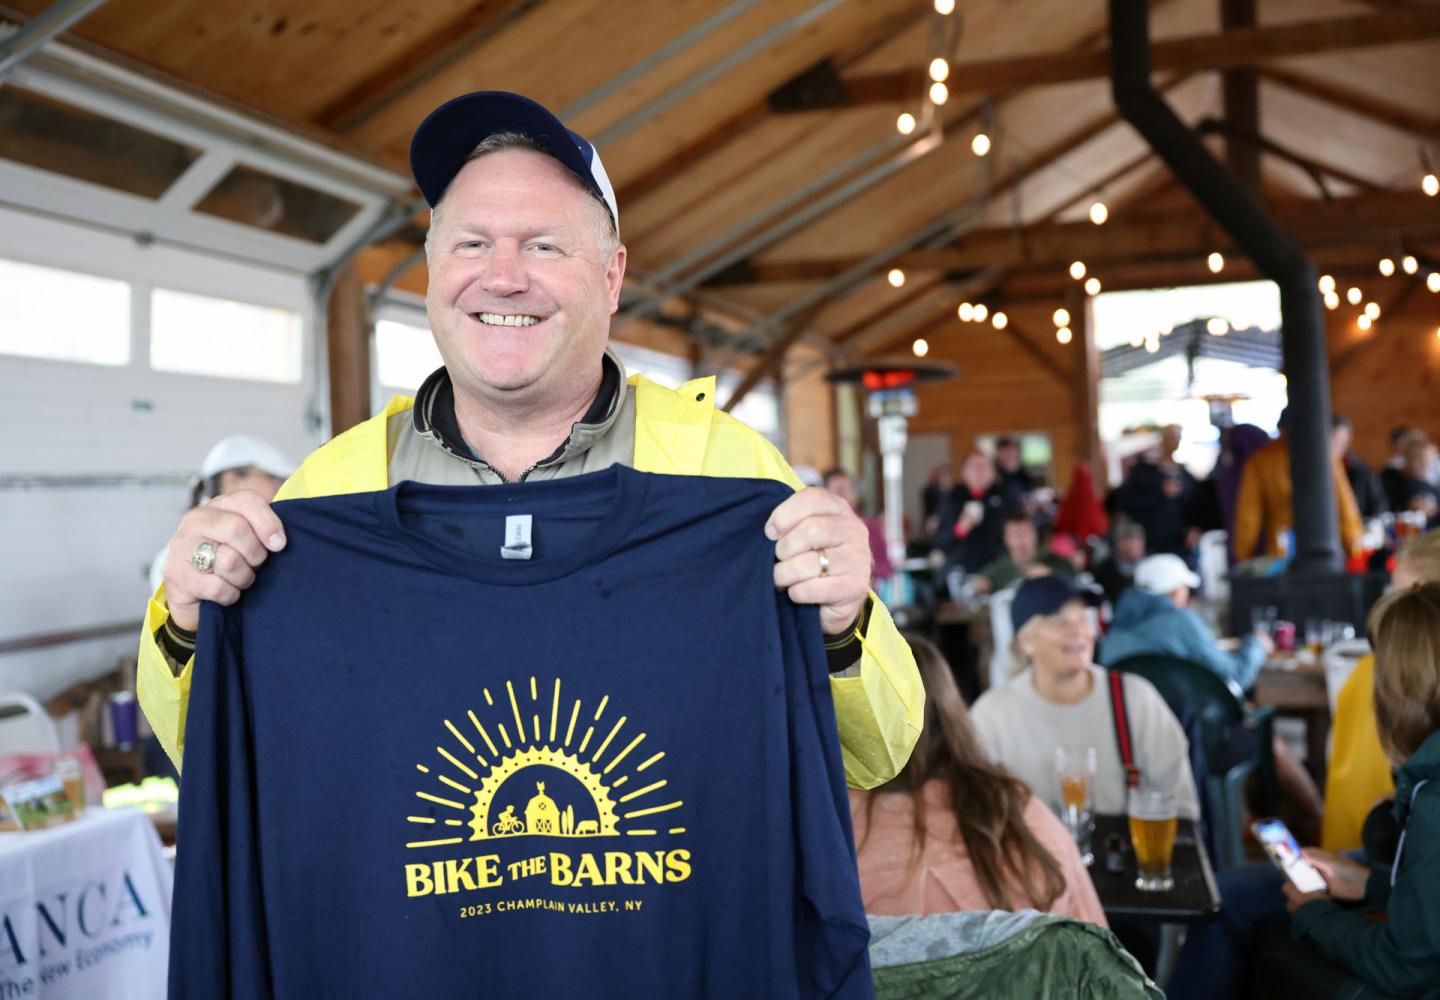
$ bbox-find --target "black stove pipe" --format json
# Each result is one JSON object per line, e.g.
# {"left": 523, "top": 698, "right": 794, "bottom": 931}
{"left": 1108, "top": 1, "right": 1341, "bottom": 574}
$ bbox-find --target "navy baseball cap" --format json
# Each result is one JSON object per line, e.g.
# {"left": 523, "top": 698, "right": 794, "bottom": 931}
{"left": 409, "top": 91, "right": 619, "bottom": 235}
{"left": 1010, "top": 575, "right": 1104, "bottom": 634}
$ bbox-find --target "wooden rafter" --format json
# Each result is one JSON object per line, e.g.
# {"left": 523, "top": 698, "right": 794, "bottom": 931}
{"left": 312, "top": 0, "right": 539, "bottom": 132}
{"left": 834, "top": 10, "right": 1440, "bottom": 102}
{"left": 1259, "top": 66, "right": 1440, "bottom": 141}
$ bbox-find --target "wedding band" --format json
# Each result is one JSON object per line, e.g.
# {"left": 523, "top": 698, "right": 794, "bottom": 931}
{"left": 191, "top": 540, "right": 218, "bottom": 574}
{"left": 817, "top": 549, "right": 830, "bottom": 577}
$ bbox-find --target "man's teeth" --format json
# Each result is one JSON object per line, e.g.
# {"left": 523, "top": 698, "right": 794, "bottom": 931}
{"left": 477, "top": 312, "right": 541, "bottom": 327}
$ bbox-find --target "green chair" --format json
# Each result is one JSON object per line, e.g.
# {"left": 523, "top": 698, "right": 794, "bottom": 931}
{"left": 1109, "top": 654, "right": 1276, "bottom": 871}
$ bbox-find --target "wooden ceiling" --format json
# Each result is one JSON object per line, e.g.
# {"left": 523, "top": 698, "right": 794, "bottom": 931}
{"left": 8, "top": 0, "right": 1440, "bottom": 384}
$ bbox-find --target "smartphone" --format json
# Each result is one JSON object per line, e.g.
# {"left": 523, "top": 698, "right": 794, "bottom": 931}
{"left": 1251, "top": 818, "right": 1328, "bottom": 894}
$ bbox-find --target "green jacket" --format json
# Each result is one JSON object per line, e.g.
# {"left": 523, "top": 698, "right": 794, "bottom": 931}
{"left": 1293, "top": 729, "right": 1440, "bottom": 997}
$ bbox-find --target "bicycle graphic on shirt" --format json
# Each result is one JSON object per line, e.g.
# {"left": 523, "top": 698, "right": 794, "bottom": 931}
{"left": 491, "top": 805, "right": 523, "bottom": 836}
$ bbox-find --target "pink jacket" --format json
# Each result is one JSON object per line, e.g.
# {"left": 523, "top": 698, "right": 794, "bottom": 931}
{"left": 849, "top": 782, "right": 1107, "bottom": 927}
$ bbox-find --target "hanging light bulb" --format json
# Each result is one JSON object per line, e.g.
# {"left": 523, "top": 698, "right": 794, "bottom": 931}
{"left": 1318, "top": 274, "right": 1336, "bottom": 295}
{"left": 1129, "top": 332, "right": 1144, "bottom": 348}
{"left": 1424, "top": 173, "right": 1439, "bottom": 197}
{"left": 887, "top": 268, "right": 906, "bottom": 288}
{"left": 991, "top": 311, "right": 1009, "bottom": 330}
{"left": 929, "top": 81, "right": 949, "bottom": 106}
{"left": 1323, "top": 291, "right": 1340, "bottom": 310}
{"left": 1069, "top": 260, "right": 1087, "bottom": 280}
{"left": 896, "top": 112, "right": 916, "bottom": 135}
{"left": 1379, "top": 258, "right": 1396, "bottom": 277}
{"left": 1428, "top": 273, "right": 1440, "bottom": 293}
{"left": 1056, "top": 326, "right": 1073, "bottom": 345}
{"left": 929, "top": 58, "right": 950, "bottom": 83}
{"left": 1084, "top": 276, "right": 1102, "bottom": 296}
{"left": 958, "top": 302, "right": 974, "bottom": 321}
{"left": 912, "top": 337, "right": 930, "bottom": 357}
{"left": 934, "top": 0, "right": 955, "bottom": 13}
{"left": 1207, "top": 252, "right": 1225, "bottom": 274}
{"left": 1365, "top": 301, "right": 1381, "bottom": 320}
{"left": 1145, "top": 335, "right": 1160, "bottom": 354}
{"left": 1403, "top": 255, "right": 1419, "bottom": 275}
{"left": 973, "top": 303, "right": 989, "bottom": 323}
{"left": 1435, "top": 325, "right": 1440, "bottom": 340}
{"left": 1089, "top": 201, "right": 1109, "bottom": 225}
{"left": 1357, "top": 314, "right": 1373, "bottom": 331}
{"left": 1206, "top": 317, "right": 1229, "bottom": 336}
{"left": 971, "top": 133, "right": 991, "bottom": 157}
{"left": 1347, "top": 286, "right": 1363, "bottom": 305}
{"left": 1052, "top": 307, "right": 1071, "bottom": 328}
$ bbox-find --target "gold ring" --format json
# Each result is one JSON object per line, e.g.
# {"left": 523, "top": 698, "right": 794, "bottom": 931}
{"left": 817, "top": 549, "right": 830, "bottom": 577}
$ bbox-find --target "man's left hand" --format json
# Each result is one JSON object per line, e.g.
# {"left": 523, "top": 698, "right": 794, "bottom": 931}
{"left": 766, "top": 487, "right": 872, "bottom": 636}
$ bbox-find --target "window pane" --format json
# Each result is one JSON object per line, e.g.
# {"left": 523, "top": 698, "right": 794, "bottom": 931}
{"left": 150, "top": 289, "right": 301, "bottom": 383}
{"left": 194, "top": 164, "right": 360, "bottom": 244}
{"left": 0, "top": 86, "right": 201, "bottom": 199}
{"left": 0, "top": 257, "right": 129, "bottom": 365}
{"left": 375, "top": 319, "right": 441, "bottom": 391}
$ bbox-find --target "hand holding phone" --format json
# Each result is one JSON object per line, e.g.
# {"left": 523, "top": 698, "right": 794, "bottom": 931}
{"left": 1252, "top": 818, "right": 1328, "bottom": 894}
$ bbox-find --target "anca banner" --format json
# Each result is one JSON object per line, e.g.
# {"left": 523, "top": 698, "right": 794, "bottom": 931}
{"left": 0, "top": 808, "right": 171, "bottom": 999}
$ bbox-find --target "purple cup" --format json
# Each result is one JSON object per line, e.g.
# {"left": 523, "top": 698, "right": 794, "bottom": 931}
{"left": 109, "top": 692, "right": 138, "bottom": 748}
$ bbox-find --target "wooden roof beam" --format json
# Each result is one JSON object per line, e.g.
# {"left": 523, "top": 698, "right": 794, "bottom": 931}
{"left": 1259, "top": 65, "right": 1440, "bottom": 141}
{"left": 831, "top": 10, "right": 1440, "bottom": 103}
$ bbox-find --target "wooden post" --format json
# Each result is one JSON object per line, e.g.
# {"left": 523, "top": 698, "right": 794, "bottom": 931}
{"left": 1073, "top": 300, "right": 1104, "bottom": 489}
{"left": 326, "top": 263, "right": 371, "bottom": 437}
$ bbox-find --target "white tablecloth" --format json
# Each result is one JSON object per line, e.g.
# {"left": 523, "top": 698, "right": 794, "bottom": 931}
{"left": 0, "top": 808, "right": 172, "bottom": 999}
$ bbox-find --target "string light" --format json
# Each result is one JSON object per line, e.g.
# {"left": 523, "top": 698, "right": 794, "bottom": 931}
{"left": 1425, "top": 173, "right": 1439, "bottom": 197}
{"left": 929, "top": 82, "right": 949, "bottom": 105}
{"left": 1207, "top": 252, "right": 1224, "bottom": 274}
{"left": 1053, "top": 308, "right": 1071, "bottom": 327}
{"left": 1428, "top": 273, "right": 1440, "bottom": 293}
{"left": 1323, "top": 291, "right": 1340, "bottom": 310}
{"left": 991, "top": 311, "right": 1009, "bottom": 330}
{"left": 973, "top": 303, "right": 989, "bottom": 323}
{"left": 1069, "top": 260, "right": 1087, "bottom": 280}
{"left": 1056, "top": 326, "right": 1073, "bottom": 344}
{"left": 929, "top": 58, "right": 949, "bottom": 82}
{"left": 887, "top": 268, "right": 906, "bottom": 288}
{"left": 1403, "top": 255, "right": 1419, "bottom": 275}
{"left": 934, "top": 0, "right": 955, "bottom": 13}
{"left": 1346, "top": 286, "right": 1363, "bottom": 305}
{"left": 958, "top": 302, "right": 974, "bottom": 321}
{"left": 971, "top": 133, "right": 991, "bottom": 157}
{"left": 912, "top": 337, "right": 930, "bottom": 357}
{"left": 1379, "top": 258, "right": 1396, "bottom": 277}
{"left": 1129, "top": 332, "right": 1144, "bottom": 348}
{"left": 896, "top": 113, "right": 916, "bottom": 135}
{"left": 1365, "top": 301, "right": 1381, "bottom": 320}
{"left": 1084, "top": 276, "right": 1102, "bottom": 296}
{"left": 1357, "top": 314, "right": 1373, "bottom": 331}
{"left": 1145, "top": 335, "right": 1160, "bottom": 354}
{"left": 1206, "top": 317, "right": 1229, "bottom": 336}
{"left": 1318, "top": 274, "right": 1336, "bottom": 294}
{"left": 1089, "top": 201, "right": 1108, "bottom": 225}
{"left": 1435, "top": 325, "right": 1440, "bottom": 340}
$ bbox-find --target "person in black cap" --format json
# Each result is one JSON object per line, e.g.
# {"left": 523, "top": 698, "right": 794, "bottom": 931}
{"left": 969, "top": 575, "right": 1199, "bottom": 822}
{"left": 138, "top": 91, "right": 921, "bottom": 788}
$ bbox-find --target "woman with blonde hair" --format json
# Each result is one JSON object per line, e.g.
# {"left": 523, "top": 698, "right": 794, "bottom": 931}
{"left": 849, "top": 634, "right": 1106, "bottom": 924}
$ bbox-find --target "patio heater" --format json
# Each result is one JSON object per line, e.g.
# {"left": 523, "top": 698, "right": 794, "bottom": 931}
{"left": 827, "top": 359, "right": 958, "bottom": 599}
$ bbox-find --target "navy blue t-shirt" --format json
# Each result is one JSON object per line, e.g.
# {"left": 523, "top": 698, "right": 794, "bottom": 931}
{"left": 171, "top": 466, "right": 872, "bottom": 998}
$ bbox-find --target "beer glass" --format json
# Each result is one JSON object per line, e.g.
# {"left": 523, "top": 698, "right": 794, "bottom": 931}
{"left": 55, "top": 756, "right": 85, "bottom": 818}
{"left": 1128, "top": 787, "right": 1178, "bottom": 892}
{"left": 1055, "top": 747, "right": 1097, "bottom": 865}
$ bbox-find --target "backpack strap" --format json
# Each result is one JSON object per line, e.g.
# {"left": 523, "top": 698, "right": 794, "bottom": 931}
{"left": 1108, "top": 670, "right": 1142, "bottom": 791}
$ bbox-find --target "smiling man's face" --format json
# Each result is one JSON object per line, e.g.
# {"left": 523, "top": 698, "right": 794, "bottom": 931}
{"left": 425, "top": 147, "right": 625, "bottom": 412}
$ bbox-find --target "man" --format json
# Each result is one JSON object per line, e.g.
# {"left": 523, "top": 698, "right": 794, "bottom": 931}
{"left": 1092, "top": 517, "right": 1145, "bottom": 607}
{"left": 930, "top": 448, "right": 1019, "bottom": 573}
{"left": 137, "top": 91, "right": 921, "bottom": 790}
{"left": 1112, "top": 424, "right": 1197, "bottom": 558}
{"left": 1332, "top": 414, "right": 1386, "bottom": 520}
{"left": 973, "top": 512, "right": 1076, "bottom": 593}
{"left": 993, "top": 436, "right": 1033, "bottom": 496}
{"left": 1232, "top": 412, "right": 1364, "bottom": 561}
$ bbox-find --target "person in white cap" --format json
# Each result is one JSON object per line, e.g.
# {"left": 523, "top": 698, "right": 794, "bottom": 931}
{"left": 136, "top": 91, "right": 921, "bottom": 789}
{"left": 1099, "top": 553, "right": 1270, "bottom": 691}
{"left": 147, "top": 435, "right": 295, "bottom": 593}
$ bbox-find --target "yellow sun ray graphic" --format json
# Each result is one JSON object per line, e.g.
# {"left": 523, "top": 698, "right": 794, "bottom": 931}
{"left": 406, "top": 679, "right": 685, "bottom": 849}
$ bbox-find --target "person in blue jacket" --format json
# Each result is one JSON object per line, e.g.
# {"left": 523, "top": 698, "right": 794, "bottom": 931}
{"left": 1099, "top": 553, "right": 1268, "bottom": 692}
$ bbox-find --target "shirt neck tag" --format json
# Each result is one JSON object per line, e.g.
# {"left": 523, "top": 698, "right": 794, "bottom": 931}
{"left": 501, "top": 514, "right": 533, "bottom": 560}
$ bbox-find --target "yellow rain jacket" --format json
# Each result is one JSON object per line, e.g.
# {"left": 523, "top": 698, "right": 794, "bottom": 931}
{"left": 1320, "top": 654, "right": 1395, "bottom": 851}
{"left": 138, "top": 374, "right": 923, "bottom": 789}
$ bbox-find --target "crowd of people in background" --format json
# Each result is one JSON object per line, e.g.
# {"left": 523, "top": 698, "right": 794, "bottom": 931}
{"left": 829, "top": 416, "right": 1440, "bottom": 995}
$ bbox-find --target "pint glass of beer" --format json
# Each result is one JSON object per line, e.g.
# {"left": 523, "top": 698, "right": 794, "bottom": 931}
{"left": 1128, "top": 787, "right": 1177, "bottom": 892}
{"left": 1055, "top": 747, "right": 1097, "bottom": 865}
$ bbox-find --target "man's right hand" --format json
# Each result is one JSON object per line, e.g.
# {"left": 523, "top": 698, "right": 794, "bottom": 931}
{"left": 162, "top": 490, "right": 286, "bottom": 631}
